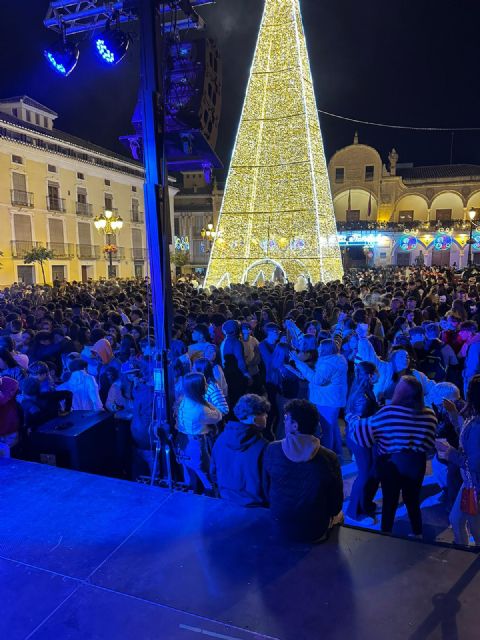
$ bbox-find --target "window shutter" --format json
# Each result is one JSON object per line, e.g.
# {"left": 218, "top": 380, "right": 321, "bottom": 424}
{"left": 14, "top": 214, "right": 32, "bottom": 241}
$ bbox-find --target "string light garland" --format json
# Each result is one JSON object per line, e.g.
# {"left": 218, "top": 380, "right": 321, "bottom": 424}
{"left": 204, "top": 0, "right": 343, "bottom": 287}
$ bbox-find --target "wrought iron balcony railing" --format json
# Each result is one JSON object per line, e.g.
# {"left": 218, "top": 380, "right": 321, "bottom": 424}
{"left": 47, "top": 242, "right": 75, "bottom": 259}
{"left": 11, "top": 189, "right": 34, "bottom": 208}
{"left": 46, "top": 196, "right": 66, "bottom": 213}
{"left": 11, "top": 241, "right": 41, "bottom": 258}
{"left": 130, "top": 209, "right": 144, "bottom": 223}
{"left": 131, "top": 248, "right": 147, "bottom": 260}
{"left": 76, "top": 201, "right": 93, "bottom": 217}
{"left": 76, "top": 244, "right": 101, "bottom": 259}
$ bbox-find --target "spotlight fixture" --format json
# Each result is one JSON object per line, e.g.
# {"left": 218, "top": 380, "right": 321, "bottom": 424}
{"left": 95, "top": 22, "right": 131, "bottom": 65}
{"left": 44, "top": 38, "right": 79, "bottom": 77}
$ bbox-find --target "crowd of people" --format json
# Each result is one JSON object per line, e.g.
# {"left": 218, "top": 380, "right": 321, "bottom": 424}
{"left": 2, "top": 265, "right": 480, "bottom": 545}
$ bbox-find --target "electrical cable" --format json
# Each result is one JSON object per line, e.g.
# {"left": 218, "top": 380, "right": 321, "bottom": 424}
{"left": 318, "top": 108, "right": 480, "bottom": 132}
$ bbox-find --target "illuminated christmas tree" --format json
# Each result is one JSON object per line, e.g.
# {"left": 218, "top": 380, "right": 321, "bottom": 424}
{"left": 204, "top": 0, "right": 343, "bottom": 287}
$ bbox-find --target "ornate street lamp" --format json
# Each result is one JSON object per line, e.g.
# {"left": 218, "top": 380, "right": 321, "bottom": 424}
{"left": 94, "top": 209, "right": 124, "bottom": 278}
{"left": 201, "top": 222, "right": 217, "bottom": 241}
{"left": 468, "top": 207, "right": 477, "bottom": 268}
{"left": 200, "top": 221, "right": 218, "bottom": 254}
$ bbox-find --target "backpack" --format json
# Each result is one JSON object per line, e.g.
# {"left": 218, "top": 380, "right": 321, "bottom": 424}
{"left": 417, "top": 342, "right": 447, "bottom": 382}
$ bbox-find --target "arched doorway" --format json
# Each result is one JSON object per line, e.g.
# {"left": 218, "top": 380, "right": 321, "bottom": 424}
{"left": 242, "top": 259, "right": 287, "bottom": 285}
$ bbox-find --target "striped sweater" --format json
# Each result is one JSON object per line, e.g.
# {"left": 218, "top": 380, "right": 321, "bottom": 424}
{"left": 205, "top": 381, "right": 229, "bottom": 415}
{"left": 353, "top": 405, "right": 437, "bottom": 455}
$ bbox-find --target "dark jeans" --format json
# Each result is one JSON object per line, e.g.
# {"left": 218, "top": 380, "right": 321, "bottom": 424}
{"left": 316, "top": 406, "right": 341, "bottom": 456}
{"left": 376, "top": 450, "right": 426, "bottom": 535}
{"left": 346, "top": 435, "right": 379, "bottom": 519}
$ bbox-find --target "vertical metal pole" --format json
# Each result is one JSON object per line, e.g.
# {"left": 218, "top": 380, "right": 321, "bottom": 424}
{"left": 469, "top": 221, "right": 473, "bottom": 268}
{"left": 137, "top": 0, "right": 174, "bottom": 425}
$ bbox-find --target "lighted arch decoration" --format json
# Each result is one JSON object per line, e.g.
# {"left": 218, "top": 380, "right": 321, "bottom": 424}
{"left": 398, "top": 235, "right": 418, "bottom": 252}
{"left": 242, "top": 258, "right": 288, "bottom": 284}
{"left": 433, "top": 234, "right": 453, "bottom": 251}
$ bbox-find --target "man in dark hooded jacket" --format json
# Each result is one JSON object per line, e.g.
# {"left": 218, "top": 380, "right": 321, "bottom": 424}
{"left": 263, "top": 399, "right": 344, "bottom": 542}
{"left": 210, "top": 394, "right": 270, "bottom": 506}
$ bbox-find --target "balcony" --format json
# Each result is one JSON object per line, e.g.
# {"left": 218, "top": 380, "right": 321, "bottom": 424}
{"left": 46, "top": 196, "right": 66, "bottom": 213}
{"left": 11, "top": 241, "right": 41, "bottom": 258}
{"left": 11, "top": 189, "right": 34, "bottom": 208}
{"left": 335, "top": 219, "right": 467, "bottom": 233}
{"left": 131, "top": 248, "right": 147, "bottom": 261}
{"left": 76, "top": 244, "right": 101, "bottom": 259}
{"left": 130, "top": 210, "right": 144, "bottom": 224}
{"left": 104, "top": 247, "right": 125, "bottom": 261}
{"left": 47, "top": 242, "right": 75, "bottom": 259}
{"left": 76, "top": 201, "right": 93, "bottom": 217}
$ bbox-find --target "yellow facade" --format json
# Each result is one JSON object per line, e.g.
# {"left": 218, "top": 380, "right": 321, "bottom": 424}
{"left": 0, "top": 97, "right": 148, "bottom": 286}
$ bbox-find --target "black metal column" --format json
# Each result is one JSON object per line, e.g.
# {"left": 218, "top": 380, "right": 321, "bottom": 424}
{"left": 137, "top": 0, "right": 174, "bottom": 423}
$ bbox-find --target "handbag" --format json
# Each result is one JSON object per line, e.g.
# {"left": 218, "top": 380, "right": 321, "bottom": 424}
{"left": 460, "top": 457, "right": 479, "bottom": 516}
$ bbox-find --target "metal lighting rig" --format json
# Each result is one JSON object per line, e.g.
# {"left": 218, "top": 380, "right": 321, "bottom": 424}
{"left": 44, "top": 1, "right": 216, "bottom": 465}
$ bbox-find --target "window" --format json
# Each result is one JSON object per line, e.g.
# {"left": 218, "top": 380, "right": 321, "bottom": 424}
{"left": 77, "top": 187, "right": 87, "bottom": 204}
{"left": 346, "top": 210, "right": 360, "bottom": 222}
{"left": 335, "top": 167, "right": 344, "bottom": 183}
{"left": 48, "top": 218, "right": 65, "bottom": 249}
{"left": 12, "top": 154, "right": 23, "bottom": 164}
{"left": 131, "top": 198, "right": 140, "bottom": 222}
{"left": 104, "top": 179, "right": 111, "bottom": 186}
{"left": 12, "top": 108, "right": 18, "bottom": 118}
{"left": 44, "top": 116, "right": 49, "bottom": 128}
{"left": 14, "top": 213, "right": 33, "bottom": 245}
{"left": 132, "top": 186, "right": 137, "bottom": 192}
{"left": 104, "top": 194, "right": 113, "bottom": 211}
{"left": 12, "top": 173, "right": 29, "bottom": 206}
{"left": 48, "top": 182, "right": 62, "bottom": 211}
{"left": 193, "top": 217, "right": 204, "bottom": 236}
{"left": 26, "top": 110, "right": 32, "bottom": 122}
{"left": 52, "top": 265, "right": 66, "bottom": 281}
{"left": 365, "top": 165, "right": 375, "bottom": 181}
{"left": 48, "top": 164, "right": 57, "bottom": 173}
{"left": 35, "top": 113, "right": 41, "bottom": 125}
{"left": 77, "top": 172, "right": 85, "bottom": 180}
{"left": 436, "top": 209, "right": 452, "bottom": 223}
{"left": 174, "top": 218, "right": 180, "bottom": 236}
{"left": 399, "top": 210, "right": 414, "bottom": 222}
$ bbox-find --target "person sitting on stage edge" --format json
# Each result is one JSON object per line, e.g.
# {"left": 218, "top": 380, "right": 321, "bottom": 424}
{"left": 210, "top": 393, "right": 270, "bottom": 507}
{"left": 263, "top": 399, "right": 344, "bottom": 543}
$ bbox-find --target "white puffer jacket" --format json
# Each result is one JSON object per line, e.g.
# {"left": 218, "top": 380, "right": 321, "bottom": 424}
{"left": 295, "top": 353, "right": 348, "bottom": 408}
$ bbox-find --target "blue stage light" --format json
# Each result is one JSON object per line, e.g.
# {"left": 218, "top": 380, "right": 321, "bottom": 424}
{"left": 44, "top": 41, "right": 79, "bottom": 77}
{"left": 95, "top": 29, "right": 130, "bottom": 65}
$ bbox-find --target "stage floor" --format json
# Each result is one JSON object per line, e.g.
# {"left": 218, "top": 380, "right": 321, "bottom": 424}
{"left": 1, "top": 459, "right": 479, "bottom": 640}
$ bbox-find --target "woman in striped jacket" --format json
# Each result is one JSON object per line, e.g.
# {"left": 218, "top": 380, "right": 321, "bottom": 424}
{"left": 350, "top": 376, "right": 437, "bottom": 536}
{"left": 193, "top": 358, "right": 229, "bottom": 417}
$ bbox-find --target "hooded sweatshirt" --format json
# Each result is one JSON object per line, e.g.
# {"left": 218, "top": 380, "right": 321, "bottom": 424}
{"left": 210, "top": 421, "right": 268, "bottom": 507}
{"left": 263, "top": 438, "right": 343, "bottom": 542}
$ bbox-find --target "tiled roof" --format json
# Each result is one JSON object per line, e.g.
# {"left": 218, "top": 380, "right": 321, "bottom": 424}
{"left": 398, "top": 164, "right": 480, "bottom": 182}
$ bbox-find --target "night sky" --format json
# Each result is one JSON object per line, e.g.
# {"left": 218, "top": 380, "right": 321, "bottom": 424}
{"left": 2, "top": 0, "right": 480, "bottom": 174}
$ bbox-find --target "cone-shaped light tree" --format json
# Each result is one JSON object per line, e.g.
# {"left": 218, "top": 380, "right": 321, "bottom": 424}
{"left": 204, "top": 0, "right": 343, "bottom": 287}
